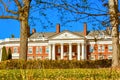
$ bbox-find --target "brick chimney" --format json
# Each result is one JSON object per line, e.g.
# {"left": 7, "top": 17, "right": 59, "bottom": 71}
{"left": 56, "top": 24, "right": 60, "bottom": 34}
{"left": 32, "top": 28, "right": 36, "bottom": 34}
{"left": 83, "top": 23, "right": 87, "bottom": 36}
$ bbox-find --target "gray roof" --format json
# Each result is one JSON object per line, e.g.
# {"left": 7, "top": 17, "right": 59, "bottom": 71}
{"left": 73, "top": 32, "right": 84, "bottom": 37}
{"left": 29, "top": 31, "right": 84, "bottom": 39}
{"left": 29, "top": 32, "right": 56, "bottom": 39}
{"left": 87, "top": 30, "right": 111, "bottom": 37}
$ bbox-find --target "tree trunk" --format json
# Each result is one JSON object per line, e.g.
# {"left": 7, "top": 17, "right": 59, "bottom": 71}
{"left": 19, "top": 20, "right": 28, "bottom": 60}
{"left": 109, "top": 0, "right": 120, "bottom": 67}
{"left": 19, "top": 0, "right": 31, "bottom": 60}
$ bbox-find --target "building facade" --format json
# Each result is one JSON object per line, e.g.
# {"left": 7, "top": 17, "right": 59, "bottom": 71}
{"left": 0, "top": 23, "right": 113, "bottom": 61}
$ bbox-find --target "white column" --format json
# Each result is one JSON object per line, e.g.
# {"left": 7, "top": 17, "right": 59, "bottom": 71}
{"left": 77, "top": 43, "right": 80, "bottom": 60}
{"left": 84, "top": 44, "right": 86, "bottom": 60}
{"left": 61, "top": 43, "right": 64, "bottom": 60}
{"left": 69, "top": 43, "right": 72, "bottom": 60}
{"left": 52, "top": 44, "right": 55, "bottom": 60}
{"left": 82, "top": 43, "right": 85, "bottom": 60}
{"left": 48, "top": 44, "right": 51, "bottom": 60}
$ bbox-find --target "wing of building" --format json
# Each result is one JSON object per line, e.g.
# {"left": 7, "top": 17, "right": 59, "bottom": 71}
{"left": 0, "top": 23, "right": 114, "bottom": 61}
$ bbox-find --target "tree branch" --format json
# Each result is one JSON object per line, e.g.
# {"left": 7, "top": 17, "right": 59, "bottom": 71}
{"left": 0, "top": 16, "right": 19, "bottom": 20}
{"left": 14, "top": 0, "right": 22, "bottom": 10}
{"left": 0, "top": 0, "right": 18, "bottom": 14}
{"left": 40, "top": 1, "right": 108, "bottom": 17}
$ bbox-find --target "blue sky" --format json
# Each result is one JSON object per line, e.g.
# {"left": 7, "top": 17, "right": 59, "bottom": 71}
{"left": 0, "top": 19, "right": 94, "bottom": 39}
{"left": 0, "top": 0, "right": 112, "bottom": 39}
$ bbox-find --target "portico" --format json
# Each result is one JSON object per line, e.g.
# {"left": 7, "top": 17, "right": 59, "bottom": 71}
{"left": 48, "top": 41, "right": 86, "bottom": 60}
{"left": 48, "top": 30, "right": 87, "bottom": 60}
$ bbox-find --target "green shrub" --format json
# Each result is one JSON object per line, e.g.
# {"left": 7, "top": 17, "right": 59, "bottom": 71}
{"left": 1, "top": 46, "right": 7, "bottom": 61}
{"left": 7, "top": 48, "right": 12, "bottom": 60}
{"left": 0, "top": 59, "right": 111, "bottom": 69}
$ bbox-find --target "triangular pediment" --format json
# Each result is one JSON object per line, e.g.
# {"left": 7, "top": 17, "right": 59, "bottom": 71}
{"left": 49, "top": 31, "right": 83, "bottom": 40}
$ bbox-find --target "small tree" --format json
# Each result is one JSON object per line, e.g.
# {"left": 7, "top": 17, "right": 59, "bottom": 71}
{"left": 11, "top": 34, "right": 15, "bottom": 38}
{"left": 7, "top": 48, "right": 12, "bottom": 60}
{"left": 1, "top": 46, "right": 7, "bottom": 61}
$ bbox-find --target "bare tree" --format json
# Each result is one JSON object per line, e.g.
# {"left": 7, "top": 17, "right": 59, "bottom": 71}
{"left": 0, "top": 0, "right": 31, "bottom": 60}
{"left": 109, "top": 0, "right": 120, "bottom": 67}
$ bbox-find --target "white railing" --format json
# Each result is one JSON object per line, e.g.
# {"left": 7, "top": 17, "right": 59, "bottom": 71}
{"left": 28, "top": 38, "right": 47, "bottom": 41}
{"left": 3, "top": 38, "right": 48, "bottom": 42}
{"left": 4, "top": 38, "right": 20, "bottom": 42}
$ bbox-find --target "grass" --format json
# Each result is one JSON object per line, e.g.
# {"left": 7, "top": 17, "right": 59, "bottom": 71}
{"left": 0, "top": 68, "right": 120, "bottom": 80}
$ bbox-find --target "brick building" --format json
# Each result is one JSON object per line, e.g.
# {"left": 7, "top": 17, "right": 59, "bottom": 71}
{"left": 0, "top": 23, "right": 113, "bottom": 61}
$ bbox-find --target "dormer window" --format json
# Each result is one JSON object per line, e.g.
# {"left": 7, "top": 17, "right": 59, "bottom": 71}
{"left": 99, "top": 32, "right": 104, "bottom": 38}
{"left": 38, "top": 33, "right": 45, "bottom": 39}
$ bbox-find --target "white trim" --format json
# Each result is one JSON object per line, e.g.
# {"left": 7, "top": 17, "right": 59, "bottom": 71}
{"left": 36, "top": 56, "right": 42, "bottom": 60}
{"left": 108, "top": 55, "right": 112, "bottom": 59}
{"left": 49, "top": 40, "right": 84, "bottom": 44}
{"left": 89, "top": 41, "right": 112, "bottom": 44}
{"left": 90, "top": 55, "right": 95, "bottom": 60}
{"left": 98, "top": 55, "right": 104, "bottom": 60}
{"left": 28, "top": 43, "right": 48, "bottom": 46}
{"left": 36, "top": 47, "right": 39, "bottom": 54}
{"left": 4, "top": 44, "right": 19, "bottom": 47}
{"left": 108, "top": 45, "right": 112, "bottom": 52}
{"left": 27, "top": 56, "right": 33, "bottom": 60}
{"left": 12, "top": 53, "right": 19, "bottom": 59}
{"left": 13, "top": 47, "right": 18, "bottom": 53}
{"left": 52, "top": 31, "right": 82, "bottom": 39}
{"left": 28, "top": 47, "right": 33, "bottom": 54}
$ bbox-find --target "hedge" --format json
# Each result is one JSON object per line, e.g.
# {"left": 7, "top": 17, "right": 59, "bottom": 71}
{"left": 0, "top": 59, "right": 111, "bottom": 69}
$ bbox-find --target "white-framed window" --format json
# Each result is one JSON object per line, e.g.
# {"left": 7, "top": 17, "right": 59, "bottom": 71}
{"left": 89, "top": 46, "right": 94, "bottom": 53}
{"left": 98, "top": 55, "right": 104, "bottom": 60}
{"left": 27, "top": 56, "right": 33, "bottom": 60}
{"left": 98, "top": 45, "right": 105, "bottom": 52}
{"left": 36, "top": 47, "right": 42, "bottom": 54}
{"left": 45, "top": 57, "right": 49, "bottom": 60}
{"left": 12, "top": 53, "right": 19, "bottom": 59}
{"left": 58, "top": 47, "right": 61, "bottom": 53}
{"left": 46, "top": 46, "right": 49, "bottom": 53}
{"left": 13, "top": 47, "right": 18, "bottom": 53}
{"left": 108, "top": 55, "right": 112, "bottom": 60}
{"left": 28, "top": 47, "right": 33, "bottom": 54}
{"left": 90, "top": 55, "right": 95, "bottom": 60}
{"left": 108, "top": 45, "right": 112, "bottom": 52}
{"left": 36, "top": 47, "right": 39, "bottom": 54}
{"left": 36, "top": 56, "right": 42, "bottom": 60}
{"left": 101, "top": 46, "right": 105, "bottom": 52}
{"left": 39, "top": 47, "right": 42, "bottom": 53}
{"left": 98, "top": 45, "right": 101, "bottom": 52}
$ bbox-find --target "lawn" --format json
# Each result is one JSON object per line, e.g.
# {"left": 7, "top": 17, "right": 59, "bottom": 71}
{"left": 0, "top": 68, "right": 120, "bottom": 80}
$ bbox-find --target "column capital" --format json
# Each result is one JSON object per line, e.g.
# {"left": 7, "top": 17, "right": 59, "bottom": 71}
{"left": 82, "top": 43, "right": 86, "bottom": 45}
